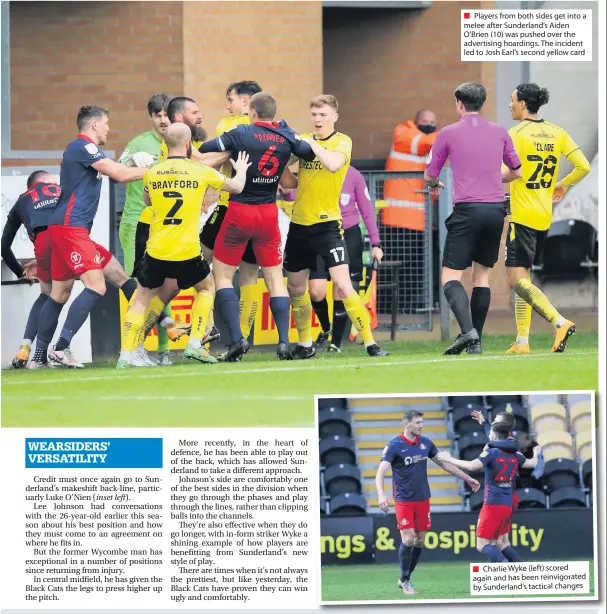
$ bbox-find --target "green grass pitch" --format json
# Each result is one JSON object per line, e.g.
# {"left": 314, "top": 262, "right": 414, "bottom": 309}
{"left": 1, "top": 332, "right": 597, "bottom": 428}
{"left": 321, "top": 561, "right": 596, "bottom": 602}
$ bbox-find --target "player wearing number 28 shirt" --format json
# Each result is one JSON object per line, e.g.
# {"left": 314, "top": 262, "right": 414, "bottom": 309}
{"left": 375, "top": 410, "right": 480, "bottom": 596}
{"left": 198, "top": 92, "right": 315, "bottom": 363}
{"left": 505, "top": 83, "right": 591, "bottom": 356}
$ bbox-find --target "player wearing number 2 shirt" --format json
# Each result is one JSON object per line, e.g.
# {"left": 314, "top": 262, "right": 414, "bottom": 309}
{"left": 376, "top": 410, "right": 480, "bottom": 596}
{"left": 437, "top": 422, "right": 540, "bottom": 564}
{"left": 198, "top": 92, "right": 315, "bottom": 363}
{"left": 505, "top": 83, "right": 591, "bottom": 356}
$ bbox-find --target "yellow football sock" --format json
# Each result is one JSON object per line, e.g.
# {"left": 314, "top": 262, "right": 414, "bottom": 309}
{"left": 239, "top": 284, "right": 259, "bottom": 339}
{"left": 138, "top": 296, "right": 165, "bottom": 346}
{"left": 514, "top": 293, "right": 532, "bottom": 340}
{"left": 123, "top": 311, "right": 145, "bottom": 353}
{"left": 343, "top": 292, "right": 374, "bottom": 346}
{"left": 514, "top": 278, "right": 561, "bottom": 326}
{"left": 291, "top": 292, "right": 313, "bottom": 345}
{"left": 190, "top": 291, "right": 214, "bottom": 342}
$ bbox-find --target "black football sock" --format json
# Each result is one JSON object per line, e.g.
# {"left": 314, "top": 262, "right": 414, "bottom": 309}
{"left": 23, "top": 294, "right": 49, "bottom": 342}
{"left": 399, "top": 542, "right": 414, "bottom": 581}
{"left": 481, "top": 545, "right": 508, "bottom": 562}
{"left": 501, "top": 546, "right": 523, "bottom": 562}
{"left": 120, "top": 277, "right": 137, "bottom": 301}
{"left": 215, "top": 288, "right": 243, "bottom": 344}
{"left": 471, "top": 286, "right": 491, "bottom": 341}
{"left": 311, "top": 298, "right": 331, "bottom": 333}
{"left": 55, "top": 288, "right": 103, "bottom": 351}
{"left": 270, "top": 296, "right": 291, "bottom": 345}
{"left": 35, "top": 297, "right": 66, "bottom": 361}
{"left": 443, "top": 280, "right": 473, "bottom": 334}
{"left": 408, "top": 546, "right": 423, "bottom": 577}
{"left": 331, "top": 300, "right": 348, "bottom": 347}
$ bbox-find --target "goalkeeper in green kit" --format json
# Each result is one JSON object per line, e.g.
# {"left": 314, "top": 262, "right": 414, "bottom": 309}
{"left": 118, "top": 93, "right": 186, "bottom": 366}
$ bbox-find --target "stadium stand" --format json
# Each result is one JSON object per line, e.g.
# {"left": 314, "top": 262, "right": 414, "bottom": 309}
{"left": 550, "top": 486, "right": 587, "bottom": 508}
{"left": 517, "top": 487, "right": 547, "bottom": 509}
{"left": 534, "top": 219, "right": 598, "bottom": 279}
{"left": 318, "top": 394, "right": 593, "bottom": 516}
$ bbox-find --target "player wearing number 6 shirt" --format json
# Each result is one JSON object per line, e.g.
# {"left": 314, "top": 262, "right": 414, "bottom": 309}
{"left": 504, "top": 83, "right": 591, "bottom": 355}
{"left": 198, "top": 92, "right": 316, "bottom": 362}
{"left": 375, "top": 410, "right": 480, "bottom": 596}
{"left": 118, "top": 123, "right": 249, "bottom": 368}
{"left": 437, "top": 422, "right": 540, "bottom": 564}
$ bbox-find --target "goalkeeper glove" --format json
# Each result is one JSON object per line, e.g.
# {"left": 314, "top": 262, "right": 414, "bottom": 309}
{"left": 129, "top": 152, "right": 156, "bottom": 168}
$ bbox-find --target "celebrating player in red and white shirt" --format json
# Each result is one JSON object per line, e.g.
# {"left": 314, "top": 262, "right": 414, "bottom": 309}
{"left": 376, "top": 410, "right": 480, "bottom": 596}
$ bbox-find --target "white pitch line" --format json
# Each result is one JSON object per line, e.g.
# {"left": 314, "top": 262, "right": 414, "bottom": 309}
{"left": 1, "top": 350, "right": 597, "bottom": 388}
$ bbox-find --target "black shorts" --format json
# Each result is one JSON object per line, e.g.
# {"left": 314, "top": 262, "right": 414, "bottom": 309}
{"left": 442, "top": 202, "right": 506, "bottom": 270}
{"left": 132, "top": 221, "right": 150, "bottom": 279}
{"left": 505, "top": 222, "right": 548, "bottom": 269}
{"left": 137, "top": 253, "right": 211, "bottom": 290}
{"left": 200, "top": 204, "right": 257, "bottom": 265}
{"left": 309, "top": 224, "right": 364, "bottom": 281}
{"left": 284, "top": 220, "right": 350, "bottom": 274}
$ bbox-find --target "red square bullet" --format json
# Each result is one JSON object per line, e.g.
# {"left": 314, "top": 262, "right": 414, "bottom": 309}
{"left": 464, "top": 12, "right": 471, "bottom": 18}
{"left": 473, "top": 566, "right": 479, "bottom": 572}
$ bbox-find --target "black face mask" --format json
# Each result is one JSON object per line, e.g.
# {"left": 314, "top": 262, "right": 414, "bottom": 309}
{"left": 417, "top": 124, "right": 436, "bottom": 135}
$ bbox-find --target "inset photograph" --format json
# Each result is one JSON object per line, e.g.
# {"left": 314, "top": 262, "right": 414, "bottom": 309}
{"left": 318, "top": 392, "right": 596, "bottom": 603}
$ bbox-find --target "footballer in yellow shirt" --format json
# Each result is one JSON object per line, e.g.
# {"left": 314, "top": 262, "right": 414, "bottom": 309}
{"left": 505, "top": 83, "right": 591, "bottom": 356}
{"left": 119, "top": 123, "right": 250, "bottom": 368}
{"left": 283, "top": 94, "right": 388, "bottom": 359}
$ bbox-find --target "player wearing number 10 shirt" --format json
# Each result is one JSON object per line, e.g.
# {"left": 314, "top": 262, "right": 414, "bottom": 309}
{"left": 505, "top": 83, "right": 591, "bottom": 355}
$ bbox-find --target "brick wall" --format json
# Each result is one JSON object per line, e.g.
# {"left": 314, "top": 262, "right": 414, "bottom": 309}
{"left": 181, "top": 1, "right": 323, "bottom": 136}
{"left": 323, "top": 1, "right": 497, "bottom": 159}
{"left": 8, "top": 1, "right": 184, "bottom": 159}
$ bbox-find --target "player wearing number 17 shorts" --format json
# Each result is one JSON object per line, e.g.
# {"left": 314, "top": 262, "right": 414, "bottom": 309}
{"left": 505, "top": 83, "right": 591, "bottom": 355}
{"left": 437, "top": 422, "right": 540, "bottom": 564}
{"left": 376, "top": 410, "right": 480, "bottom": 596}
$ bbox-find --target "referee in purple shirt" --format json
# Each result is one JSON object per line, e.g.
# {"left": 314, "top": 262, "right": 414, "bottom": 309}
{"left": 425, "top": 82, "right": 522, "bottom": 355}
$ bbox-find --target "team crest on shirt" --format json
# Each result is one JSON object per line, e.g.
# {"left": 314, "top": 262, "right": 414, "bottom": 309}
{"left": 340, "top": 194, "right": 351, "bottom": 206}
{"left": 420, "top": 443, "right": 426, "bottom": 450}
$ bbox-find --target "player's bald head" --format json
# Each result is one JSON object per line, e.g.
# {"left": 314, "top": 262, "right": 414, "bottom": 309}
{"left": 164, "top": 122, "right": 192, "bottom": 148}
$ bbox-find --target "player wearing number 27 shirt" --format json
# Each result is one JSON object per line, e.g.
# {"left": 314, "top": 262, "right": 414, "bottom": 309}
{"left": 437, "top": 422, "right": 540, "bottom": 564}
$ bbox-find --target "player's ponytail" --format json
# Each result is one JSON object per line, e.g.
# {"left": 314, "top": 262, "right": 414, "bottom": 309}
{"left": 515, "top": 83, "right": 550, "bottom": 115}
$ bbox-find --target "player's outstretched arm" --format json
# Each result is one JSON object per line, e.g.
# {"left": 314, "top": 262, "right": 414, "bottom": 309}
{"left": 92, "top": 158, "right": 148, "bottom": 183}
{"left": 501, "top": 166, "right": 522, "bottom": 184}
{"left": 302, "top": 138, "right": 346, "bottom": 173}
{"left": 375, "top": 461, "right": 391, "bottom": 512}
{"left": 433, "top": 453, "right": 481, "bottom": 491}
{"left": 220, "top": 152, "right": 251, "bottom": 194}
{"left": 196, "top": 151, "right": 232, "bottom": 168}
{"left": 521, "top": 445, "right": 541, "bottom": 469}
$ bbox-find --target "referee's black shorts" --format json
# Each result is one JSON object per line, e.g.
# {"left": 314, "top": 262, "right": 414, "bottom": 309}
{"left": 309, "top": 225, "right": 364, "bottom": 282}
{"left": 505, "top": 222, "right": 548, "bottom": 269}
{"left": 442, "top": 202, "right": 506, "bottom": 270}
